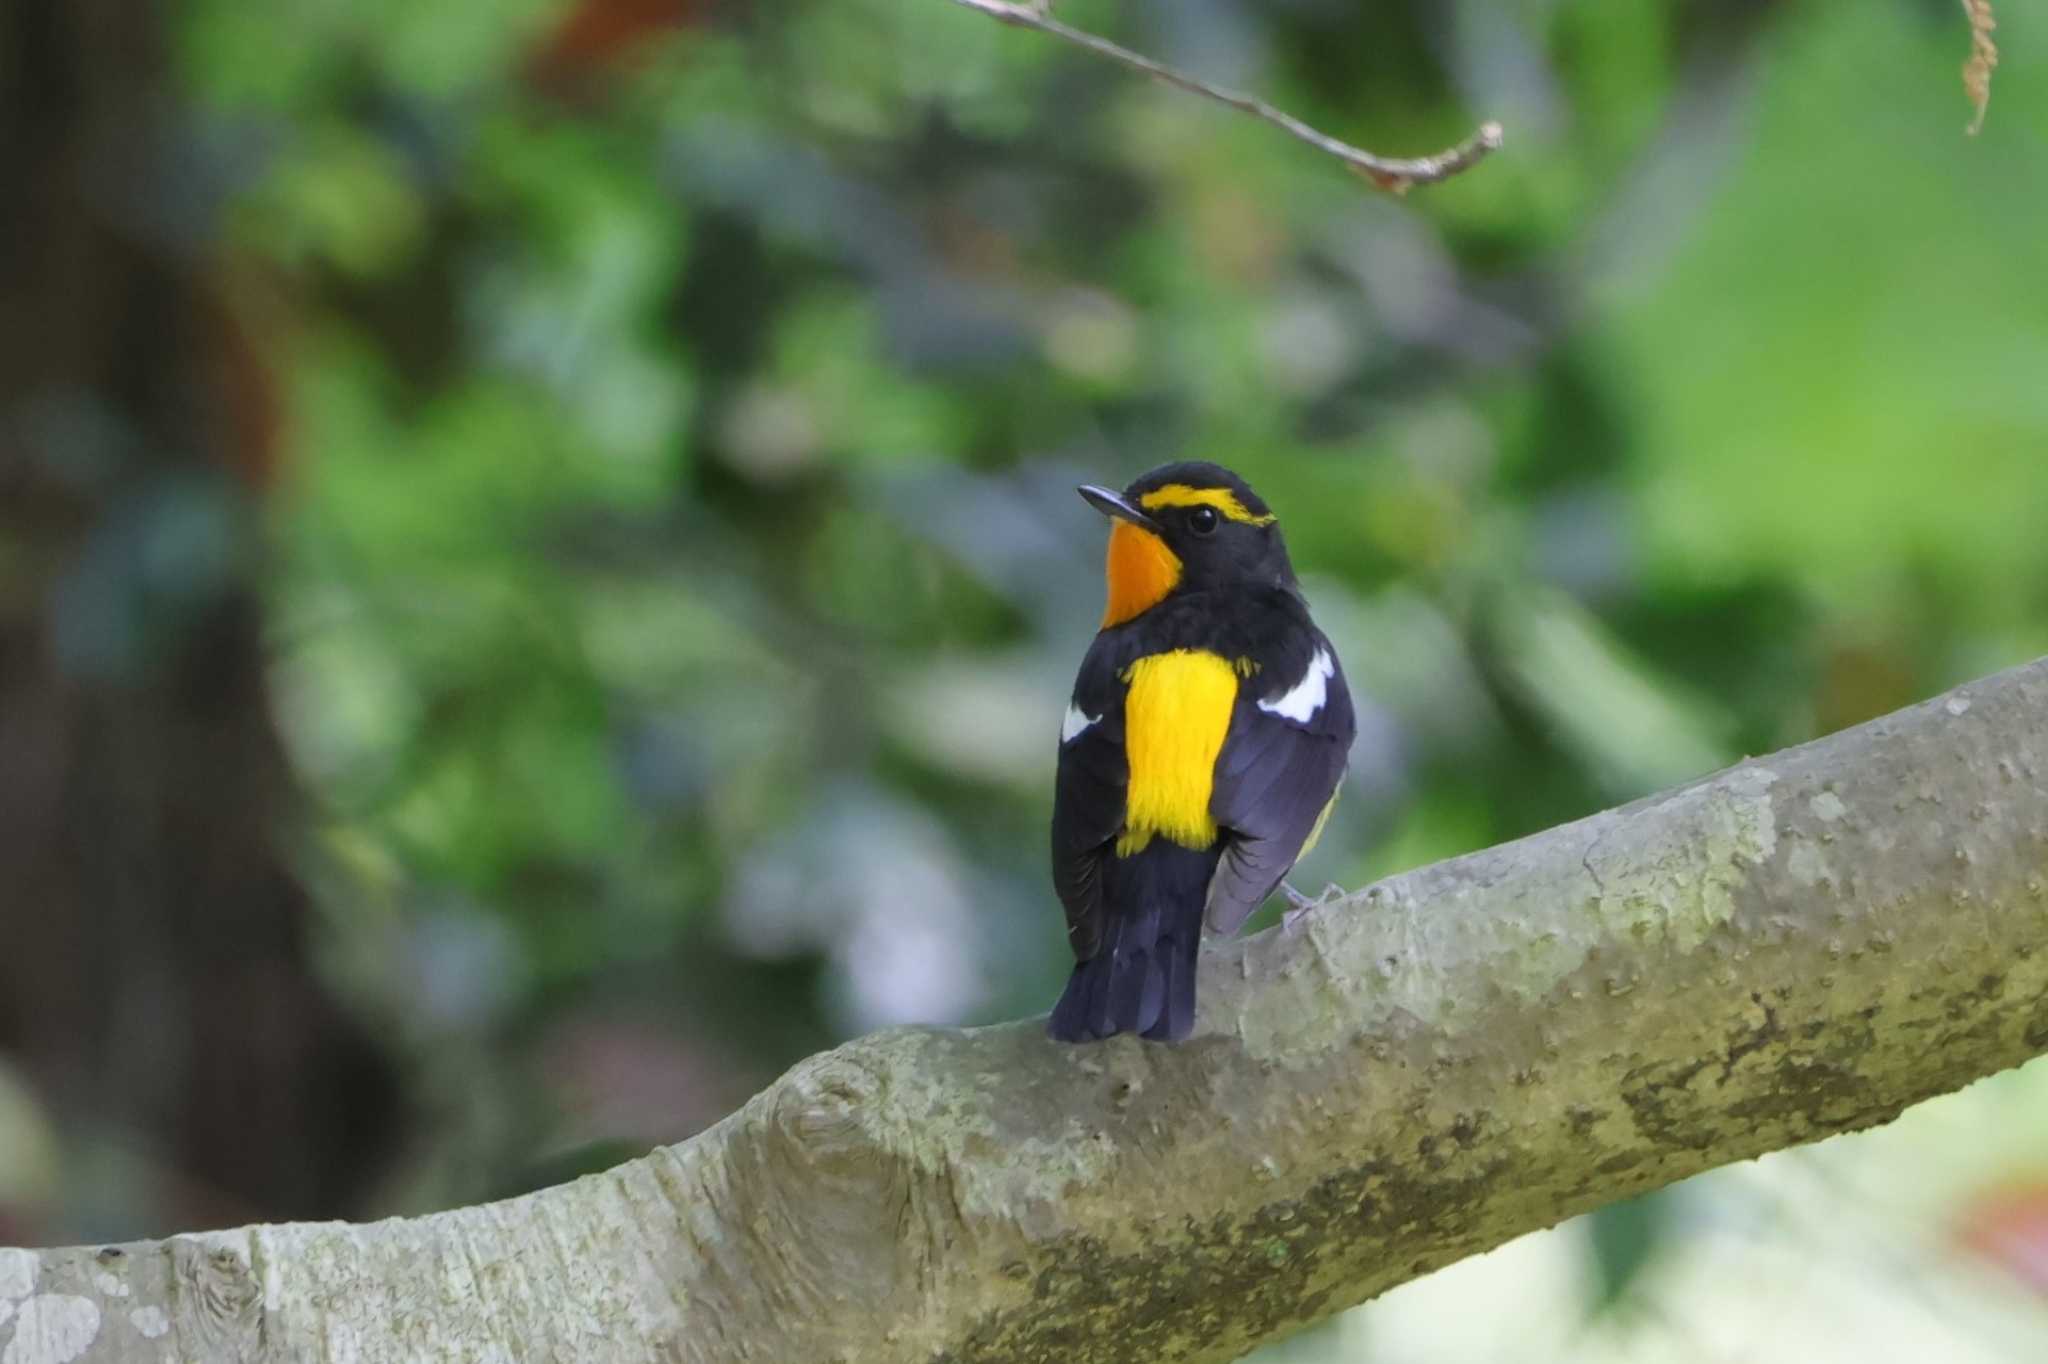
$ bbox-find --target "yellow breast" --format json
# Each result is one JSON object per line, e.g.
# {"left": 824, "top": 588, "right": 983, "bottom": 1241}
{"left": 1117, "top": 649, "right": 1238, "bottom": 856}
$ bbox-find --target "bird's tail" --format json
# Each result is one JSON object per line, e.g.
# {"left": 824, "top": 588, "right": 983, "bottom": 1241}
{"left": 1047, "top": 842, "right": 1214, "bottom": 1043}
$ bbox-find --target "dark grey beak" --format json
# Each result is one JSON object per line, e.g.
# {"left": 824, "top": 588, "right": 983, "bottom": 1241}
{"left": 1078, "top": 484, "right": 1161, "bottom": 532}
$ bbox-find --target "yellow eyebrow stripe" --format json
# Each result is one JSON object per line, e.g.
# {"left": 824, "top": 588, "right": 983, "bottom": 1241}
{"left": 1137, "top": 483, "right": 1276, "bottom": 527}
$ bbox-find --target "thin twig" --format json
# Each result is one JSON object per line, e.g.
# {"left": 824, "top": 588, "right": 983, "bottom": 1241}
{"left": 945, "top": 0, "right": 1502, "bottom": 191}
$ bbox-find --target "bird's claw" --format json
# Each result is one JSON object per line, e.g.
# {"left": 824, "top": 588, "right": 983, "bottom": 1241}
{"left": 1280, "top": 881, "right": 1348, "bottom": 930}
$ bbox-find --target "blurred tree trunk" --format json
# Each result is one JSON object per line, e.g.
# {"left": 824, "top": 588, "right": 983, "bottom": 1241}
{"left": 0, "top": 0, "right": 398, "bottom": 1238}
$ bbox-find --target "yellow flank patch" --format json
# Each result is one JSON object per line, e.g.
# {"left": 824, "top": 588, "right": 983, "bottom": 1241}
{"left": 1102, "top": 521, "right": 1183, "bottom": 628}
{"left": 1138, "top": 483, "right": 1277, "bottom": 527}
{"left": 1115, "top": 650, "right": 1237, "bottom": 857}
{"left": 1298, "top": 789, "right": 1340, "bottom": 860}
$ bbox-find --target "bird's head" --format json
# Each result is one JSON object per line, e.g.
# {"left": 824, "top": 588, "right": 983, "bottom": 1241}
{"left": 1079, "top": 461, "right": 1298, "bottom": 628}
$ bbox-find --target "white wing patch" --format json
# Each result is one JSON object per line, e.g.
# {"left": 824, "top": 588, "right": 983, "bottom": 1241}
{"left": 1258, "top": 648, "right": 1334, "bottom": 724}
{"left": 1061, "top": 703, "right": 1100, "bottom": 744}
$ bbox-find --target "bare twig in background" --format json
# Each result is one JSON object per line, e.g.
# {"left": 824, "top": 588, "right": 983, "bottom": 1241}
{"left": 1962, "top": 0, "right": 1998, "bottom": 134}
{"left": 944, "top": 0, "right": 1503, "bottom": 191}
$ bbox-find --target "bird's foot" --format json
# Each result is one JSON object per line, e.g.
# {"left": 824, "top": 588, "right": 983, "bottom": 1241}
{"left": 1280, "top": 881, "right": 1348, "bottom": 930}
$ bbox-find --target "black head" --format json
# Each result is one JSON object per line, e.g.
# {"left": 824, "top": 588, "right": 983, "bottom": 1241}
{"left": 1079, "top": 461, "right": 1298, "bottom": 626}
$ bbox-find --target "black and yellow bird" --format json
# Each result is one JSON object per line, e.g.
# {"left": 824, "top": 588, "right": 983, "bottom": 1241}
{"left": 1049, "top": 461, "right": 1355, "bottom": 1043}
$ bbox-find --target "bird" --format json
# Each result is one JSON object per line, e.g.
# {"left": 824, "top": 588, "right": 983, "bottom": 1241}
{"left": 1048, "top": 461, "right": 1356, "bottom": 1043}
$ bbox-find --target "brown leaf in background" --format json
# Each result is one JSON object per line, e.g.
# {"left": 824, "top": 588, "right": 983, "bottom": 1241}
{"left": 1962, "top": 0, "right": 1998, "bottom": 135}
{"left": 525, "top": 0, "right": 703, "bottom": 100}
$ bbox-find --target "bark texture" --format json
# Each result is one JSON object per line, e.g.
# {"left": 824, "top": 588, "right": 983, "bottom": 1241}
{"left": 7, "top": 657, "right": 2048, "bottom": 1364}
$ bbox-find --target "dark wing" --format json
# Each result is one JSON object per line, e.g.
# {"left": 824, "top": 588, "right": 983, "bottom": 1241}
{"left": 1204, "top": 632, "right": 1355, "bottom": 934}
{"left": 1051, "top": 636, "right": 1127, "bottom": 961}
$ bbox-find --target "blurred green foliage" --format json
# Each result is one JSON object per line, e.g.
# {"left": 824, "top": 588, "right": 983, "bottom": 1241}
{"left": 98, "top": 0, "right": 2048, "bottom": 1351}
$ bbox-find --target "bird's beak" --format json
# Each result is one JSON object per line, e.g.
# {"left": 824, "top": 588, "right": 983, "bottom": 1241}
{"left": 1078, "top": 484, "right": 1162, "bottom": 533}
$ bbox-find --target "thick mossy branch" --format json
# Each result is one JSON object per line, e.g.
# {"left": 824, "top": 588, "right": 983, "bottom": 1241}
{"left": 9, "top": 659, "right": 2048, "bottom": 1363}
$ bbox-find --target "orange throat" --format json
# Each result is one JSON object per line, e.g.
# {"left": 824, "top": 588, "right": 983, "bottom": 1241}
{"left": 1102, "top": 521, "right": 1183, "bottom": 627}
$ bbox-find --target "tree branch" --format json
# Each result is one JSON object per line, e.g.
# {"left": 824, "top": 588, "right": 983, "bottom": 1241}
{"left": 945, "top": 0, "right": 1503, "bottom": 191}
{"left": 10, "top": 657, "right": 2048, "bottom": 1362}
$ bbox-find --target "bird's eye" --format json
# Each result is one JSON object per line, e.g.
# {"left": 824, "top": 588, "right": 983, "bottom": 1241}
{"left": 1188, "top": 506, "right": 1220, "bottom": 536}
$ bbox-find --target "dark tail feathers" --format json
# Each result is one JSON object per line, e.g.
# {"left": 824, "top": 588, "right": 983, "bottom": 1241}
{"left": 1047, "top": 842, "right": 1212, "bottom": 1042}
{"left": 1047, "top": 918, "right": 1199, "bottom": 1042}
